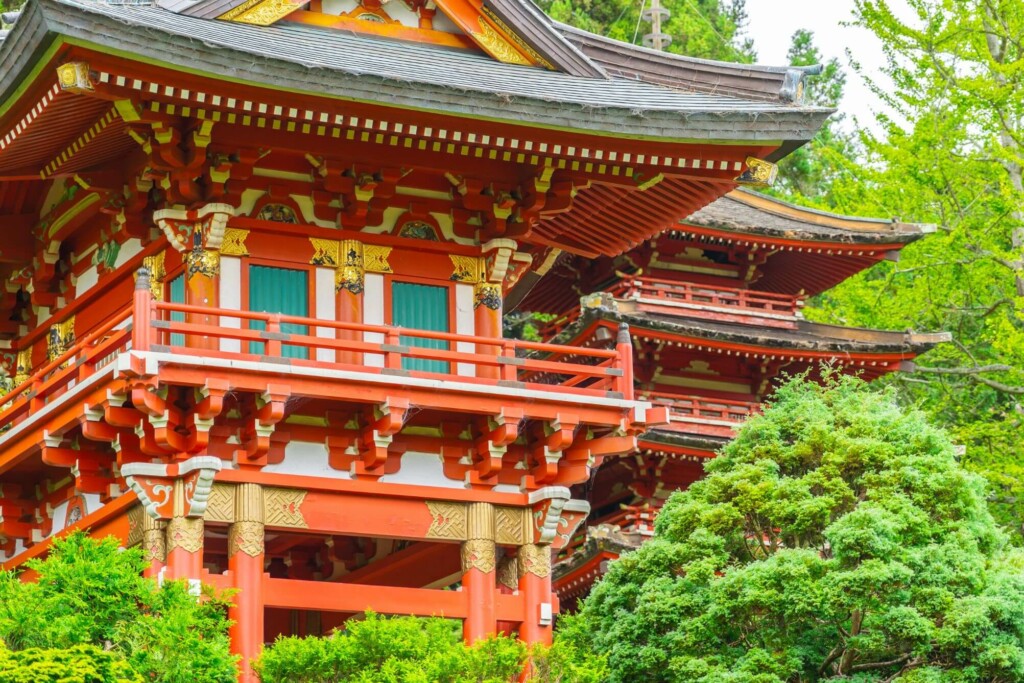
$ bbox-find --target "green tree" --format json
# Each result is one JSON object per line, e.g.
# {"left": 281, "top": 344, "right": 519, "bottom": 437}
{"left": 773, "top": 30, "right": 855, "bottom": 202}
{"left": 566, "top": 373, "right": 1024, "bottom": 682}
{"left": 255, "top": 612, "right": 605, "bottom": 682}
{"left": 0, "top": 644, "right": 142, "bottom": 683}
{"left": 536, "top": 0, "right": 755, "bottom": 62}
{"left": 789, "top": 1, "right": 1024, "bottom": 536}
{"left": 0, "top": 532, "right": 237, "bottom": 683}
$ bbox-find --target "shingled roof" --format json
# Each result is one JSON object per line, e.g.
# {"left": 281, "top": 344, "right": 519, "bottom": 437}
{"left": 683, "top": 188, "right": 934, "bottom": 245}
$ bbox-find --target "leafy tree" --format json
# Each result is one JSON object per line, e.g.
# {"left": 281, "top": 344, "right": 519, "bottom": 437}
{"left": 0, "top": 532, "right": 237, "bottom": 683}
{"left": 773, "top": 30, "right": 855, "bottom": 203}
{"left": 255, "top": 612, "right": 605, "bottom": 682}
{"left": 786, "top": 1, "right": 1024, "bottom": 536}
{"left": 0, "top": 644, "right": 142, "bottom": 683}
{"left": 535, "top": 0, "right": 755, "bottom": 62}
{"left": 566, "top": 373, "right": 1024, "bottom": 682}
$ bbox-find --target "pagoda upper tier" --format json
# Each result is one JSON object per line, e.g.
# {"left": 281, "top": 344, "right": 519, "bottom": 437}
{"left": 517, "top": 188, "right": 934, "bottom": 314}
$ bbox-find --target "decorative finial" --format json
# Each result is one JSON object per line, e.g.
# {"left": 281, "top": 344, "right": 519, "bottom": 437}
{"left": 617, "top": 322, "right": 631, "bottom": 344}
{"left": 136, "top": 266, "right": 151, "bottom": 291}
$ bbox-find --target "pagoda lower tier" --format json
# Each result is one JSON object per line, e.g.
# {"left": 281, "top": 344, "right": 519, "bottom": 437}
{"left": 541, "top": 287, "right": 948, "bottom": 605}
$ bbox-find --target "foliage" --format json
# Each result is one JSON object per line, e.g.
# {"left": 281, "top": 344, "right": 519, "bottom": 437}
{"left": 773, "top": 30, "right": 856, "bottom": 203}
{"left": 0, "top": 532, "right": 237, "bottom": 683}
{"left": 783, "top": 1, "right": 1024, "bottom": 537}
{"left": 535, "top": 0, "right": 754, "bottom": 62}
{"left": 0, "top": 644, "right": 142, "bottom": 683}
{"left": 567, "top": 373, "right": 1024, "bottom": 682}
{"left": 255, "top": 612, "right": 606, "bottom": 683}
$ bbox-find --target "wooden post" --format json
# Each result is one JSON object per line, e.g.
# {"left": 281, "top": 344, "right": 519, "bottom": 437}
{"left": 184, "top": 234, "right": 219, "bottom": 350}
{"left": 133, "top": 267, "right": 152, "bottom": 352}
{"left": 474, "top": 282, "right": 502, "bottom": 380}
{"left": 165, "top": 479, "right": 204, "bottom": 581}
{"left": 616, "top": 323, "right": 634, "bottom": 400}
{"left": 518, "top": 543, "right": 553, "bottom": 646}
{"left": 461, "top": 502, "right": 496, "bottom": 643}
{"left": 228, "top": 483, "right": 265, "bottom": 683}
{"left": 141, "top": 514, "right": 166, "bottom": 579}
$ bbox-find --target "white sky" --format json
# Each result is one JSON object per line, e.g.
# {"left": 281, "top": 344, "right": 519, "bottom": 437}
{"left": 743, "top": 0, "right": 911, "bottom": 131}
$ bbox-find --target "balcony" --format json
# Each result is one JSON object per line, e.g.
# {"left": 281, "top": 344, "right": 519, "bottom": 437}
{"left": 639, "top": 392, "right": 759, "bottom": 440}
{"left": 618, "top": 277, "right": 803, "bottom": 329}
{"left": 0, "top": 276, "right": 656, "bottom": 491}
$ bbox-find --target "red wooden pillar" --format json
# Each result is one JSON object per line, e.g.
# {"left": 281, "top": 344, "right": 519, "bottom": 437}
{"left": 337, "top": 283, "right": 362, "bottom": 365}
{"left": 518, "top": 543, "right": 553, "bottom": 646}
{"left": 184, "top": 236, "right": 220, "bottom": 350}
{"left": 141, "top": 515, "right": 166, "bottom": 579}
{"left": 462, "top": 502, "right": 496, "bottom": 643}
{"left": 228, "top": 483, "right": 265, "bottom": 683}
{"left": 165, "top": 479, "right": 204, "bottom": 580}
{"left": 474, "top": 282, "right": 502, "bottom": 380}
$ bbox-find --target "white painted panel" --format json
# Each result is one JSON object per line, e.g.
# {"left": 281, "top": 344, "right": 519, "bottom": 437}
{"left": 113, "top": 238, "right": 143, "bottom": 268}
{"left": 49, "top": 500, "right": 70, "bottom": 536}
{"left": 455, "top": 284, "right": 475, "bottom": 377}
{"left": 262, "top": 441, "right": 350, "bottom": 479}
{"left": 315, "top": 267, "right": 336, "bottom": 363}
{"left": 378, "top": 451, "right": 460, "bottom": 488}
{"left": 83, "top": 493, "right": 102, "bottom": 515}
{"left": 74, "top": 266, "right": 99, "bottom": 298}
{"left": 363, "top": 273, "right": 385, "bottom": 368}
{"left": 219, "top": 256, "right": 242, "bottom": 352}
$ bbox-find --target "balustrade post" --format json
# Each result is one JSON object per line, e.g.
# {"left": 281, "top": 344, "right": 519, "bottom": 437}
{"left": 133, "top": 267, "right": 152, "bottom": 352}
{"left": 500, "top": 341, "right": 517, "bottom": 382}
{"left": 385, "top": 329, "right": 402, "bottom": 370}
{"left": 265, "top": 315, "right": 283, "bottom": 357}
{"left": 615, "top": 323, "right": 634, "bottom": 400}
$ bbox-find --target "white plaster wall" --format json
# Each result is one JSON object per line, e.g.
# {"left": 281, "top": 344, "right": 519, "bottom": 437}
{"left": 219, "top": 256, "right": 242, "bottom": 352}
{"left": 455, "top": 283, "right": 474, "bottom": 377}
{"left": 262, "top": 441, "right": 349, "bottom": 479}
{"left": 378, "top": 451, "right": 460, "bottom": 488}
{"left": 315, "top": 267, "right": 336, "bottom": 363}
{"left": 363, "top": 273, "right": 385, "bottom": 368}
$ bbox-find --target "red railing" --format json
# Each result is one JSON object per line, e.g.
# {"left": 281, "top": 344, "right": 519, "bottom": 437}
{"left": 132, "top": 278, "right": 633, "bottom": 399}
{"left": 619, "top": 276, "right": 802, "bottom": 318}
{"left": 640, "top": 391, "right": 759, "bottom": 434}
{"left": 538, "top": 277, "right": 804, "bottom": 339}
{"left": 0, "top": 308, "right": 133, "bottom": 433}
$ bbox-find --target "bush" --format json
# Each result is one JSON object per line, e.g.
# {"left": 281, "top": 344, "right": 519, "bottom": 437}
{"left": 0, "top": 643, "right": 141, "bottom": 683}
{"left": 568, "top": 372, "right": 1024, "bottom": 682}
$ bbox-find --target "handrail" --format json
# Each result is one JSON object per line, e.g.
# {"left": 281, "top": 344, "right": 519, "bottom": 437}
{"left": 640, "top": 392, "right": 759, "bottom": 426}
{"left": 619, "top": 276, "right": 802, "bottom": 316}
{"left": 133, "top": 268, "right": 632, "bottom": 399}
{"left": 0, "top": 308, "right": 133, "bottom": 432}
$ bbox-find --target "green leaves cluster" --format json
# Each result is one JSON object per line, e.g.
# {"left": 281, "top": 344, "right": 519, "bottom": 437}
{"left": 0, "top": 532, "right": 237, "bottom": 683}
{"left": 566, "top": 374, "right": 1024, "bottom": 682}
{"left": 255, "top": 612, "right": 606, "bottom": 683}
{"left": 780, "top": 0, "right": 1024, "bottom": 537}
{"left": 534, "top": 0, "right": 754, "bottom": 62}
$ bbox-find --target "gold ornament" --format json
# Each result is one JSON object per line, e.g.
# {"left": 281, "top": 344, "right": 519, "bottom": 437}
{"left": 425, "top": 501, "right": 468, "bottom": 540}
{"left": 472, "top": 21, "right": 531, "bottom": 66}
{"left": 263, "top": 487, "right": 308, "bottom": 528}
{"left": 228, "top": 520, "right": 265, "bottom": 558}
{"left": 449, "top": 255, "right": 484, "bottom": 283}
{"left": 218, "top": 0, "right": 299, "bottom": 26}
{"left": 13, "top": 348, "right": 32, "bottom": 386}
{"left": 474, "top": 283, "right": 502, "bottom": 310}
{"left": 220, "top": 228, "right": 250, "bottom": 256}
{"left": 166, "top": 516, "right": 203, "bottom": 554}
{"left": 461, "top": 538, "right": 497, "bottom": 574}
{"left": 186, "top": 247, "right": 220, "bottom": 279}
{"left": 517, "top": 543, "right": 551, "bottom": 579}
{"left": 497, "top": 554, "right": 519, "bottom": 590}
{"left": 337, "top": 239, "right": 365, "bottom": 294}
{"left": 480, "top": 7, "right": 554, "bottom": 69}
{"left": 47, "top": 316, "right": 76, "bottom": 364}
{"left": 56, "top": 62, "right": 93, "bottom": 93}
{"left": 736, "top": 157, "right": 779, "bottom": 187}
{"left": 142, "top": 514, "right": 167, "bottom": 564}
{"left": 126, "top": 505, "right": 144, "bottom": 547}
{"left": 364, "top": 245, "right": 393, "bottom": 273}
{"left": 203, "top": 483, "right": 235, "bottom": 524}
{"left": 494, "top": 506, "right": 530, "bottom": 545}
{"left": 141, "top": 252, "right": 166, "bottom": 300}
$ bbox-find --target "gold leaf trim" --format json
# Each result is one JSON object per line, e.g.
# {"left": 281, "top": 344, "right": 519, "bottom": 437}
{"left": 203, "top": 483, "right": 235, "bottom": 524}
{"left": 425, "top": 500, "right": 468, "bottom": 540}
{"left": 218, "top": 0, "right": 298, "bottom": 25}
{"left": 264, "top": 488, "right": 308, "bottom": 528}
{"left": 517, "top": 543, "right": 551, "bottom": 578}
{"left": 480, "top": 8, "right": 554, "bottom": 70}
{"left": 461, "top": 538, "right": 496, "bottom": 574}
{"left": 364, "top": 245, "right": 393, "bottom": 273}
{"left": 309, "top": 238, "right": 339, "bottom": 266}
{"left": 166, "top": 516, "right": 204, "bottom": 554}
{"left": 220, "top": 228, "right": 250, "bottom": 256}
{"left": 228, "top": 520, "right": 265, "bottom": 558}
{"left": 473, "top": 21, "right": 531, "bottom": 66}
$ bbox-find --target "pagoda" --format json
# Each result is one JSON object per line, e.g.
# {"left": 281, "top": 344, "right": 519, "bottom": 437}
{"left": 528, "top": 188, "right": 950, "bottom": 608}
{"left": 0, "top": 0, "right": 835, "bottom": 678}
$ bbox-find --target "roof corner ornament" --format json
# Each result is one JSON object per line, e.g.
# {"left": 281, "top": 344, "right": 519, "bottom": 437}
{"left": 56, "top": 62, "right": 93, "bottom": 94}
{"left": 736, "top": 157, "right": 778, "bottom": 188}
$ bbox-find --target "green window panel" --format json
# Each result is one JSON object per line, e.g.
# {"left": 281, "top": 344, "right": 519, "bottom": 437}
{"left": 167, "top": 274, "right": 186, "bottom": 348}
{"left": 248, "top": 265, "right": 309, "bottom": 359}
{"left": 392, "top": 282, "right": 449, "bottom": 373}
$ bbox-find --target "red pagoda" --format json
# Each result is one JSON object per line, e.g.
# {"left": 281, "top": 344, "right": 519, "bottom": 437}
{"left": 527, "top": 188, "right": 949, "bottom": 606}
{"left": 0, "top": 0, "right": 942, "bottom": 678}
